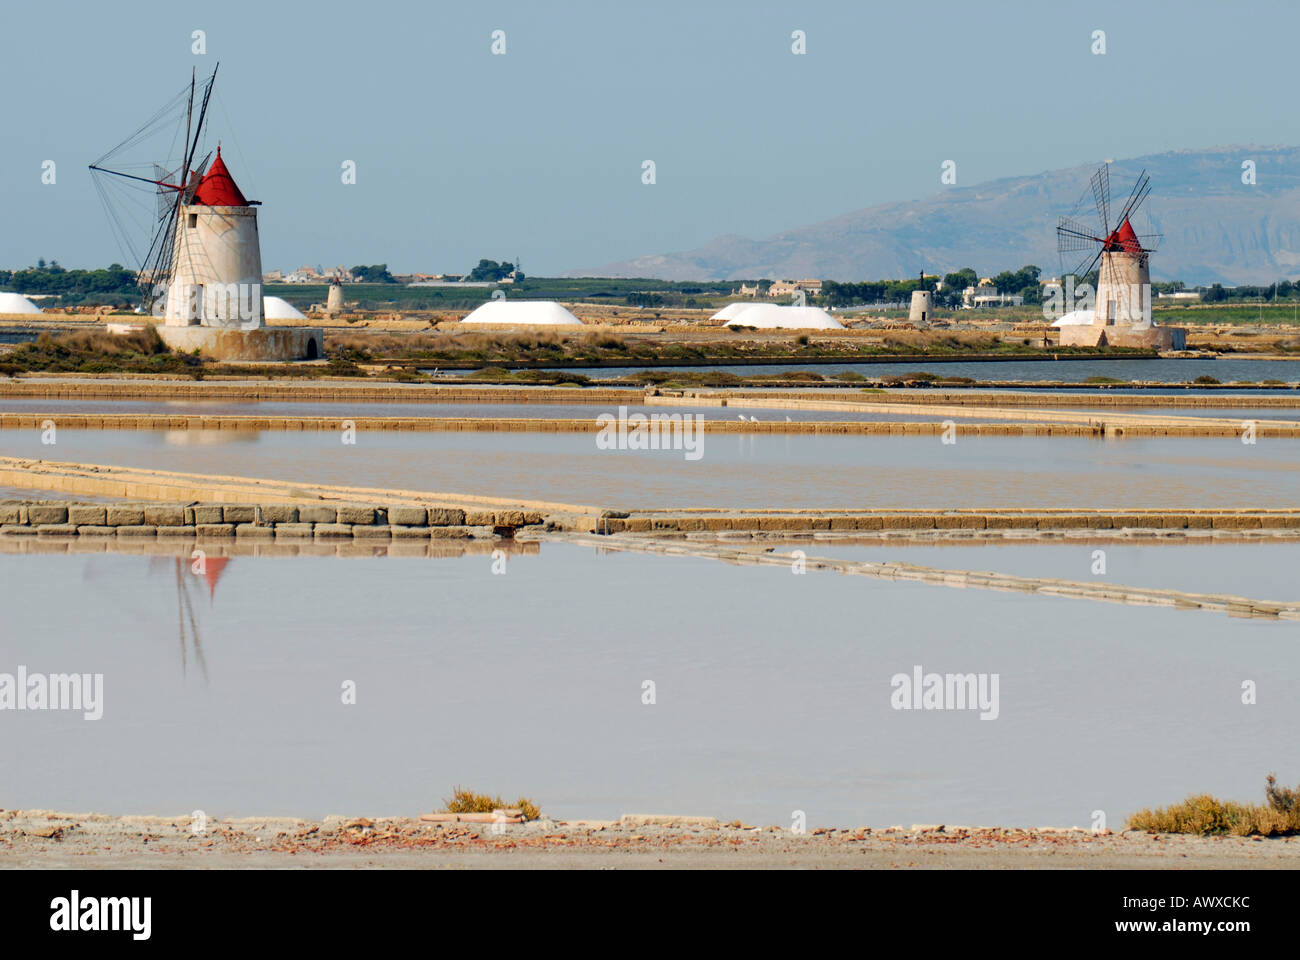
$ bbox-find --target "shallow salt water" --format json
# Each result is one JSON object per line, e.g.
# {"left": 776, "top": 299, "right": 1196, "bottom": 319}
{"left": 1, "top": 429, "right": 1295, "bottom": 510}
{"left": 2, "top": 542, "right": 1295, "bottom": 827}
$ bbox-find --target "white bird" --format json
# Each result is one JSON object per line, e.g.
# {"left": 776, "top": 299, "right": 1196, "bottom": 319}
{"left": 737, "top": 414, "right": 746, "bottom": 421}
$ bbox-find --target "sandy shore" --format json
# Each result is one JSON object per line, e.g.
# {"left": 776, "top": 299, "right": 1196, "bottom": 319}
{"left": 3, "top": 810, "right": 1298, "bottom": 869}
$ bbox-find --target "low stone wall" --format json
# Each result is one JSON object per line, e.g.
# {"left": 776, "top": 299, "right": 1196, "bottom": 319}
{"left": 4, "top": 499, "right": 1298, "bottom": 539}
{"left": 600, "top": 509, "right": 1300, "bottom": 534}
{"left": 0, "top": 536, "right": 539, "bottom": 559}
{"left": 0, "top": 500, "right": 545, "bottom": 540}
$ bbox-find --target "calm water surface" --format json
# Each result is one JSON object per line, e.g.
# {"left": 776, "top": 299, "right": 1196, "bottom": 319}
{"left": 1, "top": 430, "right": 1294, "bottom": 510}
{"left": 3, "top": 543, "right": 1295, "bottom": 826}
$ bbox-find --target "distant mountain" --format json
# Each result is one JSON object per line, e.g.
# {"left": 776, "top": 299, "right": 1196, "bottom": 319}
{"left": 568, "top": 146, "right": 1300, "bottom": 286}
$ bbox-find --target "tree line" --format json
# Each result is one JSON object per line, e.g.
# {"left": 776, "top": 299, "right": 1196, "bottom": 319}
{"left": 0, "top": 261, "right": 138, "bottom": 301}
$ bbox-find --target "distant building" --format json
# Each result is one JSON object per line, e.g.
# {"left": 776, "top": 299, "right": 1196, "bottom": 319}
{"left": 767, "top": 278, "right": 823, "bottom": 299}
{"left": 282, "top": 265, "right": 321, "bottom": 283}
{"left": 962, "top": 284, "right": 1022, "bottom": 308}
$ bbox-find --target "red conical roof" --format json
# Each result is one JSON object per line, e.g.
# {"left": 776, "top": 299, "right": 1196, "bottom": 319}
{"left": 191, "top": 147, "right": 249, "bottom": 206}
{"left": 1103, "top": 218, "right": 1143, "bottom": 254}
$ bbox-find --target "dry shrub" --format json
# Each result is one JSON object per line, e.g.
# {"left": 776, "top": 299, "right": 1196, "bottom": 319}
{"left": 40, "top": 325, "right": 168, "bottom": 356}
{"left": 1128, "top": 775, "right": 1300, "bottom": 836}
{"left": 583, "top": 333, "right": 627, "bottom": 350}
{"left": 442, "top": 786, "right": 541, "bottom": 821}
{"left": 327, "top": 330, "right": 571, "bottom": 358}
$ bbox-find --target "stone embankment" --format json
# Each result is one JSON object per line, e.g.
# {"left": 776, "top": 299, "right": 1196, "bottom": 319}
{"left": 0, "top": 500, "right": 543, "bottom": 541}
{"left": 600, "top": 508, "right": 1300, "bottom": 534}
{"left": 0, "top": 457, "right": 606, "bottom": 532}
{"left": 3, "top": 495, "right": 1300, "bottom": 544}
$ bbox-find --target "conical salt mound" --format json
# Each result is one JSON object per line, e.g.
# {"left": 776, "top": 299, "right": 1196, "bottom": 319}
{"left": 725, "top": 305, "right": 843, "bottom": 330}
{"left": 0, "top": 292, "right": 43, "bottom": 314}
{"left": 460, "top": 301, "right": 582, "bottom": 326}
{"left": 709, "top": 303, "right": 752, "bottom": 321}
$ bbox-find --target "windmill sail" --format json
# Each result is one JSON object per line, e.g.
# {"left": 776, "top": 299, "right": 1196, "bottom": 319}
{"left": 89, "top": 65, "right": 220, "bottom": 312}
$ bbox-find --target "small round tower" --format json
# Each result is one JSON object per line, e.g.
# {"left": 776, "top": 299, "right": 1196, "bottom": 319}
{"left": 909, "top": 290, "right": 933, "bottom": 326}
{"left": 326, "top": 278, "right": 344, "bottom": 317}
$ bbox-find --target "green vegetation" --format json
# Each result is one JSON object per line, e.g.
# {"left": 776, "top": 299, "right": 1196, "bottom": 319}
{"left": 266, "top": 277, "right": 743, "bottom": 311}
{"left": 466, "top": 259, "right": 522, "bottom": 282}
{"left": 442, "top": 786, "right": 541, "bottom": 822}
{"left": 0, "top": 261, "right": 138, "bottom": 306}
{"left": 1128, "top": 775, "right": 1300, "bottom": 837}
{"left": 1154, "top": 303, "right": 1300, "bottom": 325}
{"left": 349, "top": 264, "right": 396, "bottom": 283}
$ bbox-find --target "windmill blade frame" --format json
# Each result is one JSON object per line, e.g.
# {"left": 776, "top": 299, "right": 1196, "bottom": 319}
{"left": 88, "top": 65, "right": 220, "bottom": 312}
{"left": 1113, "top": 170, "right": 1151, "bottom": 229}
{"left": 1090, "top": 164, "right": 1111, "bottom": 237}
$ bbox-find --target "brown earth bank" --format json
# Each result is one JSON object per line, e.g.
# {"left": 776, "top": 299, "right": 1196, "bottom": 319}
{"left": 2, "top": 811, "right": 1297, "bottom": 869}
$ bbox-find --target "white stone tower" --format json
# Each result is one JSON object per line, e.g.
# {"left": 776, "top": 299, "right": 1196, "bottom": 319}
{"left": 164, "top": 147, "right": 264, "bottom": 329}
{"left": 909, "top": 272, "right": 933, "bottom": 326}
{"left": 326, "top": 278, "right": 344, "bottom": 317}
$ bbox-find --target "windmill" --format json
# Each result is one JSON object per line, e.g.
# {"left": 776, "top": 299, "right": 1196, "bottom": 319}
{"left": 1056, "top": 164, "right": 1162, "bottom": 328}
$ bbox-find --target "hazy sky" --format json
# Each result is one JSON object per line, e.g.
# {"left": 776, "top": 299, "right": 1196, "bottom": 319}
{"left": 2, "top": 0, "right": 1296, "bottom": 276}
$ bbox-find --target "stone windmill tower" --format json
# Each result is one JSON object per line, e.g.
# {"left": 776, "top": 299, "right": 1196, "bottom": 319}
{"left": 165, "top": 146, "right": 264, "bottom": 328}
{"left": 1055, "top": 165, "right": 1184, "bottom": 349}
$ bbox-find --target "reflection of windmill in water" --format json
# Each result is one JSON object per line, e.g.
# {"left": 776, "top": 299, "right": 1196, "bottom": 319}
{"left": 1054, "top": 163, "right": 1186, "bottom": 349}
{"left": 145, "top": 553, "right": 230, "bottom": 682}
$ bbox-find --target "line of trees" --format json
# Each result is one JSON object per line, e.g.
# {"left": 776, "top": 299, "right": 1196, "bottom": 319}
{"left": 1201, "top": 281, "right": 1300, "bottom": 302}
{"left": 0, "top": 261, "right": 138, "bottom": 298}
{"left": 466, "top": 259, "right": 523, "bottom": 282}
